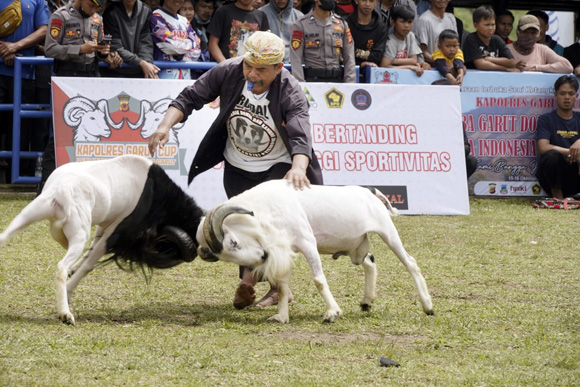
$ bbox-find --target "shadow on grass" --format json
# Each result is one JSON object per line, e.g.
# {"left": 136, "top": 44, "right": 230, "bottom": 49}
{"left": 0, "top": 301, "right": 343, "bottom": 327}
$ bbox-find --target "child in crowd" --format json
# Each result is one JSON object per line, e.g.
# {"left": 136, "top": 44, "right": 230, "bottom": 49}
{"left": 151, "top": 0, "right": 202, "bottom": 79}
{"left": 462, "top": 5, "right": 516, "bottom": 71}
{"left": 415, "top": 0, "right": 456, "bottom": 64}
{"left": 495, "top": 9, "right": 514, "bottom": 44}
{"left": 432, "top": 29, "right": 465, "bottom": 85}
{"left": 346, "top": 0, "right": 388, "bottom": 82}
{"left": 380, "top": 5, "right": 429, "bottom": 77}
{"left": 179, "top": 0, "right": 196, "bottom": 22}
{"left": 207, "top": 0, "right": 269, "bottom": 62}
{"left": 179, "top": 0, "right": 212, "bottom": 78}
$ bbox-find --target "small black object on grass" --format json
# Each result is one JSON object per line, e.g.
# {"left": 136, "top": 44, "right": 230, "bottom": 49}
{"left": 379, "top": 357, "right": 400, "bottom": 367}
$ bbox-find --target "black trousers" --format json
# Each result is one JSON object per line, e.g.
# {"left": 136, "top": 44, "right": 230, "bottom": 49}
{"left": 223, "top": 160, "right": 293, "bottom": 280}
{"left": 223, "top": 160, "right": 293, "bottom": 199}
{"left": 536, "top": 149, "right": 580, "bottom": 197}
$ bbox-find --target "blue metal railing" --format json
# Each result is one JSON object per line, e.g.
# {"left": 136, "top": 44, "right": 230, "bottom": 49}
{"left": 0, "top": 57, "right": 360, "bottom": 185}
{"left": 0, "top": 57, "right": 221, "bottom": 184}
{"left": 0, "top": 57, "right": 53, "bottom": 184}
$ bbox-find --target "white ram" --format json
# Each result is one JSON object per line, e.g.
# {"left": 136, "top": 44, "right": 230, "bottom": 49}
{"left": 197, "top": 180, "right": 433, "bottom": 323}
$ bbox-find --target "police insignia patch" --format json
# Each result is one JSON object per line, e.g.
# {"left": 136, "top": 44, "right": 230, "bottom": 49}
{"left": 291, "top": 30, "right": 303, "bottom": 50}
{"left": 292, "top": 38, "right": 301, "bottom": 50}
{"left": 50, "top": 19, "right": 62, "bottom": 39}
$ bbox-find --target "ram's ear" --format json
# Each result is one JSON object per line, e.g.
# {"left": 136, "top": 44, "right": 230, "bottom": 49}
{"left": 221, "top": 232, "right": 241, "bottom": 252}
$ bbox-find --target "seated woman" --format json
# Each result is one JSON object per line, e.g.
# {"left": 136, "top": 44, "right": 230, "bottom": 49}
{"left": 151, "top": 0, "right": 202, "bottom": 79}
{"left": 507, "top": 15, "right": 573, "bottom": 74}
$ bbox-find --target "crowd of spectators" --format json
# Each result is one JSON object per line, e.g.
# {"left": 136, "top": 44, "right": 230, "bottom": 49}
{"left": 1, "top": 0, "right": 579, "bottom": 182}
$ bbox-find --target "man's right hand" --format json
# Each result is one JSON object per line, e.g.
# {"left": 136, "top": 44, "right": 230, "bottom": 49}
{"left": 80, "top": 41, "right": 106, "bottom": 54}
{"left": 148, "top": 128, "right": 171, "bottom": 156}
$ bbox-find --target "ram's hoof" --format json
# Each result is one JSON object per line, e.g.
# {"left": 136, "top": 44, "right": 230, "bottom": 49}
{"left": 360, "top": 303, "right": 371, "bottom": 312}
{"left": 267, "top": 314, "right": 288, "bottom": 324}
{"left": 59, "top": 312, "right": 76, "bottom": 326}
{"left": 322, "top": 309, "right": 342, "bottom": 323}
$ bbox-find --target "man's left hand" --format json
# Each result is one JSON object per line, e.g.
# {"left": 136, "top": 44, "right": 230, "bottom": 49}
{"left": 284, "top": 167, "right": 310, "bottom": 190}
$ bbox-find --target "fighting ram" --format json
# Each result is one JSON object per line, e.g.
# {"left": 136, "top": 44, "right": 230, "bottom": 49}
{"left": 197, "top": 180, "right": 433, "bottom": 323}
{"left": 0, "top": 155, "right": 203, "bottom": 325}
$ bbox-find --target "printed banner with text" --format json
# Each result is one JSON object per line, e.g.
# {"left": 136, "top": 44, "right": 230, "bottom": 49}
{"left": 368, "top": 68, "right": 577, "bottom": 197}
{"left": 52, "top": 77, "right": 468, "bottom": 215}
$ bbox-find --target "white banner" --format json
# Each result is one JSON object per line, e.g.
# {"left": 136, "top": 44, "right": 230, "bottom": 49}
{"left": 52, "top": 77, "right": 469, "bottom": 215}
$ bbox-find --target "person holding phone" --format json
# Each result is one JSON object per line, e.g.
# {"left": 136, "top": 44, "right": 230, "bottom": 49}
{"left": 39, "top": 0, "right": 121, "bottom": 193}
{"left": 44, "top": 0, "right": 118, "bottom": 76}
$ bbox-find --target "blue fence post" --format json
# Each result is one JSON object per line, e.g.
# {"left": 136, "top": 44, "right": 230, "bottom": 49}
{"left": 11, "top": 56, "right": 22, "bottom": 184}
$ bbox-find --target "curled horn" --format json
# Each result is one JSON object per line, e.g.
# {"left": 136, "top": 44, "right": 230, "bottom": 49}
{"left": 96, "top": 99, "right": 124, "bottom": 130}
{"left": 63, "top": 96, "right": 95, "bottom": 127}
{"left": 126, "top": 100, "right": 152, "bottom": 130}
{"left": 160, "top": 225, "right": 197, "bottom": 263}
{"left": 203, "top": 205, "right": 254, "bottom": 253}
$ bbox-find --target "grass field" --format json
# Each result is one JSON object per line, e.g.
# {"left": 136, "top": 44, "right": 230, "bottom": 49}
{"left": 0, "top": 194, "right": 578, "bottom": 386}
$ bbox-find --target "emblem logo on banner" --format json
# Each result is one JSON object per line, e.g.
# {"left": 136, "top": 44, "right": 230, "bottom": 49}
{"left": 351, "top": 89, "right": 372, "bottom": 110}
{"left": 374, "top": 69, "right": 399, "bottom": 84}
{"left": 324, "top": 87, "right": 345, "bottom": 109}
{"left": 303, "top": 87, "right": 318, "bottom": 109}
{"left": 58, "top": 93, "right": 183, "bottom": 170}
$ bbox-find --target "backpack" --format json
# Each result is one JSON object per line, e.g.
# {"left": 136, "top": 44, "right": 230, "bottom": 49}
{"left": 0, "top": 0, "right": 23, "bottom": 38}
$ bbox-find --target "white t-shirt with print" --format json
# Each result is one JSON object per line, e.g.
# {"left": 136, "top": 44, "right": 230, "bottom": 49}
{"left": 224, "top": 82, "right": 292, "bottom": 172}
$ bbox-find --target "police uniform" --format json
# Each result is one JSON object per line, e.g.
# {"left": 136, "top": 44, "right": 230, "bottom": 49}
{"left": 44, "top": 1, "right": 106, "bottom": 77}
{"left": 289, "top": 11, "right": 356, "bottom": 83}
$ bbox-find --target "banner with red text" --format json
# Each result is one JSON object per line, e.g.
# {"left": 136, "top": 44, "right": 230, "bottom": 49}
{"left": 368, "top": 68, "right": 576, "bottom": 197}
{"left": 52, "top": 77, "right": 468, "bottom": 215}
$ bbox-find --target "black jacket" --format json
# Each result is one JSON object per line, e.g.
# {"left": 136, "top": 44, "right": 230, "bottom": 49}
{"left": 346, "top": 10, "right": 388, "bottom": 67}
{"left": 170, "top": 56, "right": 323, "bottom": 185}
{"left": 103, "top": 1, "right": 154, "bottom": 75}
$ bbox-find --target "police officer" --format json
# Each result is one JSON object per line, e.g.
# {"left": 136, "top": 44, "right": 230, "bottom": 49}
{"left": 289, "top": 0, "right": 356, "bottom": 83}
{"left": 39, "top": 0, "right": 119, "bottom": 194}
{"left": 44, "top": 0, "right": 111, "bottom": 77}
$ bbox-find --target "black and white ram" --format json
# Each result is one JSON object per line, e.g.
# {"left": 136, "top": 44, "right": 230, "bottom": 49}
{"left": 197, "top": 180, "right": 433, "bottom": 324}
{"left": 0, "top": 155, "right": 203, "bottom": 325}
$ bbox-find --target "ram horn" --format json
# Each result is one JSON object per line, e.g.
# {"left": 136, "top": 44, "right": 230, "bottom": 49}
{"left": 203, "top": 205, "right": 254, "bottom": 253}
{"left": 160, "top": 225, "right": 197, "bottom": 263}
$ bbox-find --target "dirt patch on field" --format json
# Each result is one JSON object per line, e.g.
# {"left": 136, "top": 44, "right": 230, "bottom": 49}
{"left": 260, "top": 331, "right": 428, "bottom": 347}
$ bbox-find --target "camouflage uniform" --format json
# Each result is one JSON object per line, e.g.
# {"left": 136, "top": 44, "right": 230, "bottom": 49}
{"left": 289, "top": 11, "right": 356, "bottom": 83}
{"left": 44, "top": 3, "right": 105, "bottom": 76}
